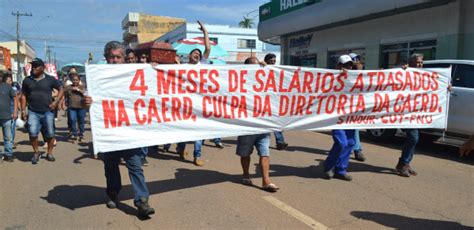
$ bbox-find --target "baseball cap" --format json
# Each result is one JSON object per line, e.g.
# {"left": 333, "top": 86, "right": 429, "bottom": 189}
{"left": 338, "top": 55, "right": 353, "bottom": 64}
{"left": 349, "top": 53, "right": 360, "bottom": 61}
{"left": 29, "top": 58, "right": 45, "bottom": 68}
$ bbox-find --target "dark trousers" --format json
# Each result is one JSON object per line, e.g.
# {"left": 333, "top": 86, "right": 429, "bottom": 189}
{"left": 399, "top": 129, "right": 419, "bottom": 164}
{"left": 103, "top": 149, "right": 150, "bottom": 203}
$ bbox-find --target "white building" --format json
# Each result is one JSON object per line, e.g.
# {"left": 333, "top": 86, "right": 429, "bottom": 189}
{"left": 258, "top": 0, "right": 474, "bottom": 69}
{"left": 0, "top": 40, "right": 36, "bottom": 81}
{"left": 157, "top": 23, "right": 280, "bottom": 64}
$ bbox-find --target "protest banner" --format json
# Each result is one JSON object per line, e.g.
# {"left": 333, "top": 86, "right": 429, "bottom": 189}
{"left": 86, "top": 64, "right": 451, "bottom": 154}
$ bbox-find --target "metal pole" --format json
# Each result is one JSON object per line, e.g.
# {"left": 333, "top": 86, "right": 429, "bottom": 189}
{"left": 11, "top": 11, "right": 32, "bottom": 83}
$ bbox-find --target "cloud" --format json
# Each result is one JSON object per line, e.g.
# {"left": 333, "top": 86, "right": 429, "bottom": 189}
{"left": 185, "top": 3, "right": 260, "bottom": 22}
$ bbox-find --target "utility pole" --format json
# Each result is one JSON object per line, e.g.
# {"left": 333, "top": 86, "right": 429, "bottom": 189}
{"left": 45, "top": 45, "right": 53, "bottom": 64}
{"left": 12, "top": 11, "right": 32, "bottom": 83}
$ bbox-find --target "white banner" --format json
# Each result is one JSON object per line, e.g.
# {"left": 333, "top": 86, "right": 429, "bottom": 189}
{"left": 86, "top": 64, "right": 451, "bottom": 154}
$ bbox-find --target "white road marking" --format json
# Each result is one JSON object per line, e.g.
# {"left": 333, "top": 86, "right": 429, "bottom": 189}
{"left": 263, "top": 196, "right": 329, "bottom": 230}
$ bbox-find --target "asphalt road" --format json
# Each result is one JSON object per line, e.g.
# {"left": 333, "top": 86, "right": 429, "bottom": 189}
{"left": 1, "top": 114, "right": 473, "bottom": 229}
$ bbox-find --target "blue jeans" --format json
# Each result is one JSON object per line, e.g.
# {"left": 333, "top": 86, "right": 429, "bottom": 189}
{"left": 27, "top": 110, "right": 55, "bottom": 138}
{"left": 324, "top": 130, "right": 355, "bottom": 175}
{"left": 1, "top": 119, "right": 13, "bottom": 157}
{"left": 11, "top": 118, "right": 16, "bottom": 144}
{"left": 236, "top": 133, "right": 271, "bottom": 157}
{"left": 141, "top": 147, "right": 148, "bottom": 157}
{"left": 274, "top": 131, "right": 285, "bottom": 144}
{"left": 399, "top": 129, "right": 419, "bottom": 164}
{"left": 68, "top": 108, "right": 86, "bottom": 137}
{"left": 352, "top": 130, "right": 362, "bottom": 152}
{"left": 103, "top": 148, "right": 149, "bottom": 203}
{"left": 176, "top": 141, "right": 202, "bottom": 158}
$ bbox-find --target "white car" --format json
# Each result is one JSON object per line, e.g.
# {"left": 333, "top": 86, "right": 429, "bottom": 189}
{"left": 366, "top": 60, "right": 474, "bottom": 144}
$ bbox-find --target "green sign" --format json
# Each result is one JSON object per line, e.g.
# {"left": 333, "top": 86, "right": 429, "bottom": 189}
{"left": 259, "top": 0, "right": 321, "bottom": 21}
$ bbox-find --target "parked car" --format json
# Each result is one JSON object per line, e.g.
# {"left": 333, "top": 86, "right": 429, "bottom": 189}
{"left": 366, "top": 60, "right": 474, "bottom": 144}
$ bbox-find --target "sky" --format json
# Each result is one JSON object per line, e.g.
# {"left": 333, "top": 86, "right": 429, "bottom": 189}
{"left": 0, "top": 0, "right": 268, "bottom": 65}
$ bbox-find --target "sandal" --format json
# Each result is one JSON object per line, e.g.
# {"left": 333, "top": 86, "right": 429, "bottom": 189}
{"left": 241, "top": 178, "right": 253, "bottom": 186}
{"left": 262, "top": 183, "right": 279, "bottom": 193}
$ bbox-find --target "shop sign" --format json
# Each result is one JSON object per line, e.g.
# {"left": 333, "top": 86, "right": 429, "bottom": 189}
{"left": 289, "top": 33, "right": 313, "bottom": 48}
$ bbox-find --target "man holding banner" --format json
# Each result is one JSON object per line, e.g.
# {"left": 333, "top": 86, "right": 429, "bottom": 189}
{"left": 395, "top": 53, "right": 424, "bottom": 177}
{"left": 83, "top": 41, "right": 155, "bottom": 218}
{"left": 323, "top": 55, "right": 356, "bottom": 181}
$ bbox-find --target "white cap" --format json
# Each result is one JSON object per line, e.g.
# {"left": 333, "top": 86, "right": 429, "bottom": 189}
{"left": 349, "top": 53, "right": 360, "bottom": 60}
{"left": 338, "top": 55, "right": 353, "bottom": 64}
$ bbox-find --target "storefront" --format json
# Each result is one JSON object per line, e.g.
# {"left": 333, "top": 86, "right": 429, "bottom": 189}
{"left": 258, "top": 0, "right": 474, "bottom": 68}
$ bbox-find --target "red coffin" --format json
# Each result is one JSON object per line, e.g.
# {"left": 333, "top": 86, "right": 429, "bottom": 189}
{"left": 135, "top": 41, "right": 176, "bottom": 64}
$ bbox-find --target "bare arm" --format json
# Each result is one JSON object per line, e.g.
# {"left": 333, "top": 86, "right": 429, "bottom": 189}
{"left": 197, "top": 20, "right": 211, "bottom": 60}
{"left": 20, "top": 93, "right": 27, "bottom": 120}
{"left": 12, "top": 95, "right": 18, "bottom": 120}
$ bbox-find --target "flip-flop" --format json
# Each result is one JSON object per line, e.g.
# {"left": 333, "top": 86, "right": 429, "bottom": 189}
{"left": 241, "top": 178, "right": 253, "bottom": 186}
{"left": 262, "top": 183, "right": 279, "bottom": 192}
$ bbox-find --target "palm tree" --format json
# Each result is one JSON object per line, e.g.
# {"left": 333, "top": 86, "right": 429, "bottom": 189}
{"left": 239, "top": 17, "right": 254, "bottom": 28}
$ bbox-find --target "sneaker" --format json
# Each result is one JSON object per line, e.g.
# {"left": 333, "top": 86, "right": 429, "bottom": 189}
{"left": 354, "top": 151, "right": 366, "bottom": 162}
{"left": 142, "top": 157, "right": 149, "bottom": 166}
{"left": 106, "top": 191, "right": 118, "bottom": 209}
{"left": 4, "top": 155, "right": 14, "bottom": 162}
{"left": 396, "top": 162, "right": 411, "bottom": 177}
{"left": 215, "top": 142, "right": 224, "bottom": 149}
{"left": 276, "top": 142, "right": 288, "bottom": 150}
{"left": 323, "top": 169, "right": 334, "bottom": 180}
{"left": 45, "top": 154, "right": 56, "bottom": 162}
{"left": 407, "top": 164, "right": 418, "bottom": 176}
{"left": 32, "top": 153, "right": 40, "bottom": 164}
{"left": 70, "top": 135, "right": 78, "bottom": 143}
{"left": 135, "top": 197, "right": 155, "bottom": 218}
{"left": 334, "top": 173, "right": 353, "bottom": 181}
{"left": 194, "top": 157, "right": 204, "bottom": 166}
{"left": 78, "top": 136, "right": 85, "bottom": 143}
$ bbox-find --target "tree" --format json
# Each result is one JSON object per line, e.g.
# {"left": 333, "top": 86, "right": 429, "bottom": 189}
{"left": 239, "top": 17, "right": 254, "bottom": 28}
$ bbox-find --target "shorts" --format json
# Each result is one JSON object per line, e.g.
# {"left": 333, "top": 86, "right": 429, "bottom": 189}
{"left": 236, "top": 133, "right": 270, "bottom": 157}
{"left": 28, "top": 110, "right": 55, "bottom": 138}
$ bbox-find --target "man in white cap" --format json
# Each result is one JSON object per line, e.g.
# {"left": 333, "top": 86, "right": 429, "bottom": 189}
{"left": 323, "top": 55, "right": 355, "bottom": 181}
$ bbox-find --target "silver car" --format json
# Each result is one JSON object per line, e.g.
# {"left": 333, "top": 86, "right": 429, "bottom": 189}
{"left": 366, "top": 60, "right": 474, "bottom": 145}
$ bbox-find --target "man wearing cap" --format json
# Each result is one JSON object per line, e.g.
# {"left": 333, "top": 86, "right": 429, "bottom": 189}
{"left": 82, "top": 41, "right": 155, "bottom": 218}
{"left": 20, "top": 58, "right": 63, "bottom": 164}
{"left": 323, "top": 55, "right": 355, "bottom": 181}
{"left": 348, "top": 53, "right": 366, "bottom": 162}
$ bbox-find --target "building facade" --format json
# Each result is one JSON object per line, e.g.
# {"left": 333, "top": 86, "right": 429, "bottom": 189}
{"left": 122, "top": 12, "right": 186, "bottom": 49}
{"left": 0, "top": 40, "right": 36, "bottom": 81}
{"left": 258, "top": 0, "right": 474, "bottom": 69}
{"left": 157, "top": 23, "right": 280, "bottom": 64}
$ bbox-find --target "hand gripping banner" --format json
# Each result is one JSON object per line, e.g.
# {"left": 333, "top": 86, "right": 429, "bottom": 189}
{"left": 86, "top": 64, "right": 451, "bottom": 154}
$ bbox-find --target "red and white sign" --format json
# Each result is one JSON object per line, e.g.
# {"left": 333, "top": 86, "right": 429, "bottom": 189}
{"left": 86, "top": 64, "right": 451, "bottom": 154}
{"left": 44, "top": 63, "right": 58, "bottom": 79}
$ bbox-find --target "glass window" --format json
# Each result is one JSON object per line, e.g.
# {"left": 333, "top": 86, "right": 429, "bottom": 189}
{"left": 238, "top": 39, "right": 256, "bottom": 49}
{"left": 290, "top": 55, "right": 317, "bottom": 67}
{"left": 452, "top": 64, "right": 474, "bottom": 88}
{"left": 381, "top": 40, "right": 436, "bottom": 69}
{"left": 210, "top": 37, "right": 218, "bottom": 44}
